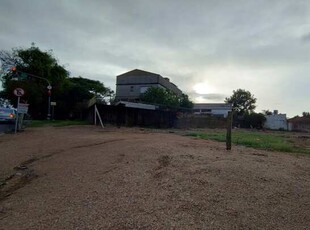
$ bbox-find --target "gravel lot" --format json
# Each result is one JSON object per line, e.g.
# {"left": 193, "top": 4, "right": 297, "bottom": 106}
{"left": 0, "top": 126, "right": 309, "bottom": 229}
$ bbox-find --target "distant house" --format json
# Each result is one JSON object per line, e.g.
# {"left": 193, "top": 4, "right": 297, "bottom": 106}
{"left": 288, "top": 116, "right": 310, "bottom": 132}
{"left": 115, "top": 69, "right": 182, "bottom": 101}
{"left": 264, "top": 111, "right": 288, "bottom": 130}
{"left": 193, "top": 103, "right": 232, "bottom": 118}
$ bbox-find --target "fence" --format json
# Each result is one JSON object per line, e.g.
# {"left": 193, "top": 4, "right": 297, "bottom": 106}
{"left": 89, "top": 104, "right": 177, "bottom": 128}
{"left": 176, "top": 115, "right": 227, "bottom": 129}
{"left": 89, "top": 104, "right": 229, "bottom": 129}
{"left": 88, "top": 104, "right": 232, "bottom": 149}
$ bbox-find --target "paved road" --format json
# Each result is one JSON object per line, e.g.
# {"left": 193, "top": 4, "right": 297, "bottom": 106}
{"left": 0, "top": 123, "right": 15, "bottom": 133}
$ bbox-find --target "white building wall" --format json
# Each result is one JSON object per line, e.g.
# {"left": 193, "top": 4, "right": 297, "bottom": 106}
{"left": 264, "top": 114, "right": 288, "bottom": 130}
{"left": 193, "top": 103, "right": 232, "bottom": 118}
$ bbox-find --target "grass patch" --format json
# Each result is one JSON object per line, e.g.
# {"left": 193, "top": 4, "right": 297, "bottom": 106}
{"left": 188, "top": 129, "right": 310, "bottom": 154}
{"left": 29, "top": 120, "right": 91, "bottom": 128}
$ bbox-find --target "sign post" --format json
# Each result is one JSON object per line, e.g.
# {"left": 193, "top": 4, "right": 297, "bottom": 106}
{"left": 47, "top": 85, "right": 52, "bottom": 120}
{"left": 51, "top": 101, "right": 56, "bottom": 120}
{"left": 13, "top": 88, "right": 25, "bottom": 133}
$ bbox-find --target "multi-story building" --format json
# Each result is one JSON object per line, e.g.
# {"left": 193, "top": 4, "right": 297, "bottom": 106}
{"left": 115, "top": 69, "right": 182, "bottom": 101}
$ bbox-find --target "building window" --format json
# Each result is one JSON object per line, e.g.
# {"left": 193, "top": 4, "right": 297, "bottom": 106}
{"left": 130, "top": 86, "right": 134, "bottom": 92}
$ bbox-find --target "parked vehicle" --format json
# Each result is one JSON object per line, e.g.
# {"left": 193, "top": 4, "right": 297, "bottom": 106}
{"left": 0, "top": 107, "right": 17, "bottom": 123}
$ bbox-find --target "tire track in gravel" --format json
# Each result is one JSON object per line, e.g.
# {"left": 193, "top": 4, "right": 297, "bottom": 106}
{"left": 0, "top": 138, "right": 124, "bottom": 202}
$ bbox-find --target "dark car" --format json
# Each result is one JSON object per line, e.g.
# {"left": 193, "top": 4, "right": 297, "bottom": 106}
{"left": 0, "top": 108, "right": 17, "bottom": 123}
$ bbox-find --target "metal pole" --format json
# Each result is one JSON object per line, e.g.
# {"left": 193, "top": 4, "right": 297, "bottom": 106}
{"left": 52, "top": 105, "right": 55, "bottom": 120}
{"left": 15, "top": 96, "right": 20, "bottom": 134}
{"left": 47, "top": 93, "right": 51, "bottom": 120}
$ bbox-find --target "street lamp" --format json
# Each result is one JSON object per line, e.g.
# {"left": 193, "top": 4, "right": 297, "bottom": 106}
{"left": 11, "top": 68, "right": 52, "bottom": 120}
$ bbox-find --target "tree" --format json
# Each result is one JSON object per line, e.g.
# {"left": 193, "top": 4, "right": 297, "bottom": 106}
{"left": 0, "top": 45, "right": 112, "bottom": 119}
{"left": 1, "top": 45, "right": 70, "bottom": 118}
{"left": 69, "top": 77, "right": 113, "bottom": 102}
{"left": 244, "top": 112, "right": 266, "bottom": 129}
{"left": 302, "top": 112, "right": 310, "bottom": 117}
{"left": 225, "top": 89, "right": 257, "bottom": 116}
{"left": 141, "top": 87, "right": 193, "bottom": 109}
{"left": 60, "top": 77, "right": 113, "bottom": 118}
{"left": 180, "top": 93, "right": 194, "bottom": 109}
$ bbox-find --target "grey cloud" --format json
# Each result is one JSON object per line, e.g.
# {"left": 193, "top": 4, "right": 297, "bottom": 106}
{"left": 301, "top": 33, "right": 310, "bottom": 42}
{"left": 1, "top": 0, "right": 310, "bottom": 116}
{"left": 189, "top": 92, "right": 226, "bottom": 102}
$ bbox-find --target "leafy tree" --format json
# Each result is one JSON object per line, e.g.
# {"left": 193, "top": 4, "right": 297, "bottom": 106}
{"left": 0, "top": 45, "right": 112, "bottom": 119}
{"left": 141, "top": 87, "right": 193, "bottom": 109}
{"left": 69, "top": 77, "right": 113, "bottom": 102}
{"left": 142, "top": 87, "right": 179, "bottom": 107}
{"left": 302, "top": 112, "right": 310, "bottom": 117}
{"left": 0, "top": 50, "right": 21, "bottom": 72}
{"left": 225, "top": 89, "right": 257, "bottom": 116}
{"left": 180, "top": 93, "right": 194, "bottom": 109}
{"left": 244, "top": 112, "right": 266, "bottom": 129}
{"left": 0, "top": 46, "right": 70, "bottom": 118}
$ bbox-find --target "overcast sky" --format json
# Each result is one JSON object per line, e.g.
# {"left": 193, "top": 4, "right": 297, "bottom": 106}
{"left": 1, "top": 0, "right": 310, "bottom": 117}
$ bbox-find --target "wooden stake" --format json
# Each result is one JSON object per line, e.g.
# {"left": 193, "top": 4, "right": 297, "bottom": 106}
{"left": 226, "top": 111, "right": 232, "bottom": 150}
{"left": 95, "top": 105, "right": 104, "bottom": 128}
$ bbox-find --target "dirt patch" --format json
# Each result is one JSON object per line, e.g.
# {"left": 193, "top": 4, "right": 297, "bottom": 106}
{"left": 287, "top": 133, "right": 310, "bottom": 149}
{"left": 0, "top": 126, "right": 309, "bottom": 229}
{"left": 157, "top": 155, "right": 172, "bottom": 168}
{"left": 0, "top": 167, "right": 37, "bottom": 202}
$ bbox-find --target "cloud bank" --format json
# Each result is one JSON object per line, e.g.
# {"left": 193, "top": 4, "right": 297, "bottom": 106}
{"left": 1, "top": 0, "right": 310, "bottom": 117}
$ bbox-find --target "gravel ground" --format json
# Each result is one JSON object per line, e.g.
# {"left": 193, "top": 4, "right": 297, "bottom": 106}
{"left": 0, "top": 125, "right": 309, "bottom": 230}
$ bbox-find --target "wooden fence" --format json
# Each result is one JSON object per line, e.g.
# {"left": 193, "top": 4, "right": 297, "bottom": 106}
{"left": 89, "top": 104, "right": 177, "bottom": 128}
{"left": 88, "top": 104, "right": 229, "bottom": 129}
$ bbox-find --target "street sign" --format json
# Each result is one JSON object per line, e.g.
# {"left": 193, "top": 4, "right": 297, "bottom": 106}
{"left": 51, "top": 102, "right": 57, "bottom": 106}
{"left": 18, "top": 103, "right": 29, "bottom": 114}
{"left": 13, "top": 88, "right": 25, "bottom": 97}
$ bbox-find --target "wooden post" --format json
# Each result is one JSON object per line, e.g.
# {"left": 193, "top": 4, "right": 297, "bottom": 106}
{"left": 94, "top": 105, "right": 104, "bottom": 128}
{"left": 94, "top": 105, "right": 97, "bottom": 125}
{"left": 226, "top": 111, "right": 232, "bottom": 150}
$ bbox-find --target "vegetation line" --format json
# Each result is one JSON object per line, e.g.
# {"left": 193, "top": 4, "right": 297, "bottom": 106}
{"left": 187, "top": 129, "right": 310, "bottom": 154}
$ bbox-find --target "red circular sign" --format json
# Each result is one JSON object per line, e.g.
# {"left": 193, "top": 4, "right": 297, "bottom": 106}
{"left": 13, "top": 88, "right": 25, "bottom": 97}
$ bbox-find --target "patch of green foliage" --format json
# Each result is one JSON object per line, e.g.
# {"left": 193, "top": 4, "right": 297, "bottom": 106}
{"left": 188, "top": 129, "right": 310, "bottom": 154}
{"left": 141, "top": 87, "right": 193, "bottom": 109}
{"left": 0, "top": 45, "right": 113, "bottom": 119}
{"left": 29, "top": 120, "right": 91, "bottom": 127}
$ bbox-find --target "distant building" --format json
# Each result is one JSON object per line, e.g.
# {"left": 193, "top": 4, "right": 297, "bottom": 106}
{"left": 193, "top": 103, "right": 232, "bottom": 118}
{"left": 115, "top": 101, "right": 157, "bottom": 110}
{"left": 115, "top": 69, "right": 182, "bottom": 101}
{"left": 264, "top": 110, "right": 288, "bottom": 130}
{"left": 287, "top": 116, "right": 310, "bottom": 132}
